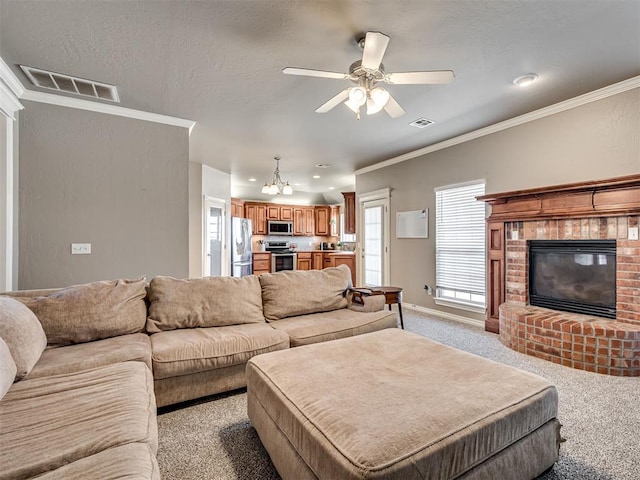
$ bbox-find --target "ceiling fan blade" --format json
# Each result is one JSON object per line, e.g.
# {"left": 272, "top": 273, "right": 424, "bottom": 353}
{"left": 383, "top": 94, "right": 405, "bottom": 118}
{"left": 283, "top": 67, "right": 349, "bottom": 80}
{"left": 315, "top": 88, "right": 351, "bottom": 113}
{"left": 361, "top": 32, "right": 390, "bottom": 70}
{"left": 385, "top": 70, "right": 455, "bottom": 85}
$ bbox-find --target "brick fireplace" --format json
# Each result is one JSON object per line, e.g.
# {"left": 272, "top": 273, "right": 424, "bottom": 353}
{"left": 479, "top": 175, "right": 640, "bottom": 376}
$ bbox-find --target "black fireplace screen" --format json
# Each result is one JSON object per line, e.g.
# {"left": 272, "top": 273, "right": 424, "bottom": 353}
{"left": 529, "top": 240, "right": 616, "bottom": 319}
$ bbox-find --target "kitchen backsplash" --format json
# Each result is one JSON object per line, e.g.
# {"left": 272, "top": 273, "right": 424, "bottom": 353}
{"left": 253, "top": 235, "right": 340, "bottom": 251}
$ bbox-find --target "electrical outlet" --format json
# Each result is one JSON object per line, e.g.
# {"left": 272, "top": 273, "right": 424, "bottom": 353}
{"left": 629, "top": 227, "right": 639, "bottom": 241}
{"left": 71, "top": 243, "right": 91, "bottom": 255}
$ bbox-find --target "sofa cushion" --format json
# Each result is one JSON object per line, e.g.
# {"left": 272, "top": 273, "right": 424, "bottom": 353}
{"left": 260, "top": 265, "right": 352, "bottom": 321}
{"left": 32, "top": 443, "right": 159, "bottom": 480}
{"left": 146, "top": 275, "right": 265, "bottom": 333}
{"left": 9, "top": 278, "right": 147, "bottom": 346}
{"left": 0, "top": 361, "right": 157, "bottom": 480}
{"left": 0, "top": 337, "right": 16, "bottom": 400}
{"left": 26, "top": 333, "right": 152, "bottom": 379}
{"left": 0, "top": 296, "right": 47, "bottom": 380}
{"left": 268, "top": 308, "right": 398, "bottom": 347}
{"left": 150, "top": 323, "right": 290, "bottom": 380}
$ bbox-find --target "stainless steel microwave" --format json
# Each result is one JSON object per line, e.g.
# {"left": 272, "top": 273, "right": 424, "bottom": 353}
{"left": 267, "top": 220, "right": 294, "bottom": 236}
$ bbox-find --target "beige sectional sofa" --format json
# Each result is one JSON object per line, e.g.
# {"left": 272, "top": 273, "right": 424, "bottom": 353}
{"left": 0, "top": 265, "right": 396, "bottom": 479}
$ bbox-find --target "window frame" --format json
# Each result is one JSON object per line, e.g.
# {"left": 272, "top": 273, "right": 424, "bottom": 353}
{"left": 434, "top": 180, "right": 487, "bottom": 314}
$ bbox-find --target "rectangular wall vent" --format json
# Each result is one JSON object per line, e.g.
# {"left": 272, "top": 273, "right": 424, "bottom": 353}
{"left": 409, "top": 117, "right": 435, "bottom": 128}
{"left": 20, "top": 65, "right": 120, "bottom": 102}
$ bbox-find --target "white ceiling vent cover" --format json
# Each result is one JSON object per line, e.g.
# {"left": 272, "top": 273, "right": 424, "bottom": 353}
{"left": 409, "top": 117, "right": 435, "bottom": 128}
{"left": 20, "top": 65, "right": 120, "bottom": 102}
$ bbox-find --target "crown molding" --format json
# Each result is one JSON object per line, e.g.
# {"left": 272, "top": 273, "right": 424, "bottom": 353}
{"left": 356, "top": 75, "right": 640, "bottom": 175}
{"left": 0, "top": 57, "right": 25, "bottom": 119}
{"left": 21, "top": 89, "right": 196, "bottom": 132}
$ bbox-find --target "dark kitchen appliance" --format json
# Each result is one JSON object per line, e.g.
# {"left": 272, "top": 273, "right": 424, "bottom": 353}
{"left": 266, "top": 241, "right": 297, "bottom": 272}
{"left": 267, "top": 220, "right": 294, "bottom": 236}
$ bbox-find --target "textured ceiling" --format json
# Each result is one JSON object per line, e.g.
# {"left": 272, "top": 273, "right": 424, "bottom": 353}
{"left": 1, "top": 0, "right": 639, "bottom": 203}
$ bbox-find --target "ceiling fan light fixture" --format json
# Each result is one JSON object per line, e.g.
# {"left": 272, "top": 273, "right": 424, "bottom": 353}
{"left": 367, "top": 86, "right": 390, "bottom": 114}
{"left": 366, "top": 97, "right": 384, "bottom": 115}
{"left": 348, "top": 86, "right": 367, "bottom": 106}
{"left": 344, "top": 97, "right": 361, "bottom": 113}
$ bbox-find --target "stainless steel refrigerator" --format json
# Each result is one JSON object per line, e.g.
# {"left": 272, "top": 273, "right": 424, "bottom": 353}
{"left": 231, "top": 217, "right": 253, "bottom": 277}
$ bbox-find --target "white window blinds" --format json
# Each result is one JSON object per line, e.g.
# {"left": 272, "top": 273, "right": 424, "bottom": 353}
{"left": 435, "top": 181, "right": 486, "bottom": 308}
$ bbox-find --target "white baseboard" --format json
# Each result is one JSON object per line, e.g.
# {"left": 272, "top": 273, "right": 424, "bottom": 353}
{"left": 402, "top": 303, "right": 485, "bottom": 329}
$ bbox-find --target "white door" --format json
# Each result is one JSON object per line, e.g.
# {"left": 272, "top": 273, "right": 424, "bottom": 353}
{"left": 204, "top": 197, "right": 226, "bottom": 277}
{"left": 361, "top": 199, "right": 388, "bottom": 286}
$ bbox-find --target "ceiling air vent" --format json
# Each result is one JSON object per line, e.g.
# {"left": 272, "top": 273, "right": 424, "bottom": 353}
{"left": 20, "top": 65, "right": 120, "bottom": 102}
{"left": 409, "top": 117, "right": 435, "bottom": 128}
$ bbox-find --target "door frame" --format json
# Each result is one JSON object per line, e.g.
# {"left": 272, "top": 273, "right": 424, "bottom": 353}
{"left": 203, "top": 196, "right": 227, "bottom": 277}
{"left": 357, "top": 188, "right": 391, "bottom": 286}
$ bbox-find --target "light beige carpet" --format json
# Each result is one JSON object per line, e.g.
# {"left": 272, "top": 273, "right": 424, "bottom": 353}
{"left": 157, "top": 310, "right": 640, "bottom": 480}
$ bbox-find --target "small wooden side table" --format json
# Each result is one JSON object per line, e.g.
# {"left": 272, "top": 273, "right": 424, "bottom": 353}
{"left": 350, "top": 286, "right": 404, "bottom": 329}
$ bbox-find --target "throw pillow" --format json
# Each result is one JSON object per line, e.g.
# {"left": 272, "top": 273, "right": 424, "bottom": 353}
{"left": 146, "top": 275, "right": 265, "bottom": 333}
{"left": 12, "top": 278, "right": 147, "bottom": 346}
{"left": 259, "top": 265, "right": 351, "bottom": 321}
{"left": 0, "top": 296, "right": 47, "bottom": 380}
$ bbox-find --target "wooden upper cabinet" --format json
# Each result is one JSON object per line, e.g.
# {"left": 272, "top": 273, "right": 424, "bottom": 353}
{"left": 244, "top": 203, "right": 267, "bottom": 235}
{"left": 265, "top": 205, "right": 294, "bottom": 221}
{"left": 266, "top": 205, "right": 280, "bottom": 220}
{"left": 293, "top": 208, "right": 305, "bottom": 236}
{"left": 342, "top": 192, "right": 356, "bottom": 234}
{"left": 330, "top": 206, "right": 340, "bottom": 237}
{"left": 314, "top": 206, "right": 330, "bottom": 236}
{"left": 231, "top": 198, "right": 245, "bottom": 218}
{"left": 280, "top": 206, "right": 294, "bottom": 221}
{"left": 303, "top": 207, "right": 315, "bottom": 236}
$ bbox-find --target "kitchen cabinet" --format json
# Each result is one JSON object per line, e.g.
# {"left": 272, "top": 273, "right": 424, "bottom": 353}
{"left": 231, "top": 198, "right": 245, "bottom": 218}
{"left": 266, "top": 205, "right": 280, "bottom": 220}
{"left": 296, "top": 252, "right": 312, "bottom": 271}
{"left": 253, "top": 252, "right": 271, "bottom": 275}
{"left": 244, "top": 204, "right": 267, "bottom": 235}
{"left": 293, "top": 207, "right": 315, "bottom": 236}
{"left": 342, "top": 192, "right": 356, "bottom": 235}
{"left": 266, "top": 205, "right": 294, "bottom": 221}
{"left": 330, "top": 206, "right": 340, "bottom": 236}
{"left": 312, "top": 252, "right": 324, "bottom": 270}
{"left": 314, "top": 206, "right": 330, "bottom": 236}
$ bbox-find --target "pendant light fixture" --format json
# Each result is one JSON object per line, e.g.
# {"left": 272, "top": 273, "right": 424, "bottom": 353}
{"left": 261, "top": 156, "right": 293, "bottom": 195}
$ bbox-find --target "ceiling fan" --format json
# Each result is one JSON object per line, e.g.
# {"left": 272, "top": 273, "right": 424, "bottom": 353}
{"left": 283, "top": 31, "right": 455, "bottom": 119}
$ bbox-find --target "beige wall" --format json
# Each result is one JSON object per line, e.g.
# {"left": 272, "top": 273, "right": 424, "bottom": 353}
{"left": 18, "top": 101, "right": 190, "bottom": 289}
{"left": 357, "top": 87, "right": 640, "bottom": 321}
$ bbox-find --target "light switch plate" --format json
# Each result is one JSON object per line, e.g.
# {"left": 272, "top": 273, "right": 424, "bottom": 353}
{"left": 71, "top": 243, "right": 91, "bottom": 255}
{"left": 629, "top": 227, "right": 639, "bottom": 241}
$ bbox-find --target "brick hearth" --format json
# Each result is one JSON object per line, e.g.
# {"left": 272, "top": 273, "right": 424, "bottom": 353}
{"left": 499, "top": 216, "right": 640, "bottom": 376}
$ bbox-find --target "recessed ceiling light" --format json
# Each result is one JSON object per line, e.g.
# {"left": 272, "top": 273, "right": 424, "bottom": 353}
{"left": 313, "top": 175, "right": 320, "bottom": 179}
{"left": 293, "top": 183, "right": 301, "bottom": 186}
{"left": 328, "top": 186, "right": 335, "bottom": 190}
{"left": 315, "top": 164, "right": 331, "bottom": 168}
{"left": 512, "top": 73, "right": 538, "bottom": 87}
{"left": 248, "top": 178, "right": 257, "bottom": 182}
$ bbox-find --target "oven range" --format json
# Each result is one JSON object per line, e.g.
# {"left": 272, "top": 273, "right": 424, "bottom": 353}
{"left": 265, "top": 241, "right": 297, "bottom": 272}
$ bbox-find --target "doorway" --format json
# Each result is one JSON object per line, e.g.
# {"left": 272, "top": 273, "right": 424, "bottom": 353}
{"left": 204, "top": 197, "right": 226, "bottom": 277}
{"left": 359, "top": 190, "right": 390, "bottom": 286}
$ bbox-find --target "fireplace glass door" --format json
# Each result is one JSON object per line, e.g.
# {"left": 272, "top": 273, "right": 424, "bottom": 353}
{"left": 529, "top": 240, "right": 616, "bottom": 319}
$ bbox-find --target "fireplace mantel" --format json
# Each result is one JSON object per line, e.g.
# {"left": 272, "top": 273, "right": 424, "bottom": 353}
{"left": 478, "top": 174, "right": 640, "bottom": 333}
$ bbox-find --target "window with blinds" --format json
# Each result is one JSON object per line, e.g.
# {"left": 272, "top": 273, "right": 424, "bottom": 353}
{"left": 435, "top": 181, "right": 486, "bottom": 309}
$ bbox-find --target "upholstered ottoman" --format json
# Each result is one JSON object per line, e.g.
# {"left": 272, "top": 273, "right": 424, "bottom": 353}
{"left": 247, "top": 329, "right": 560, "bottom": 480}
